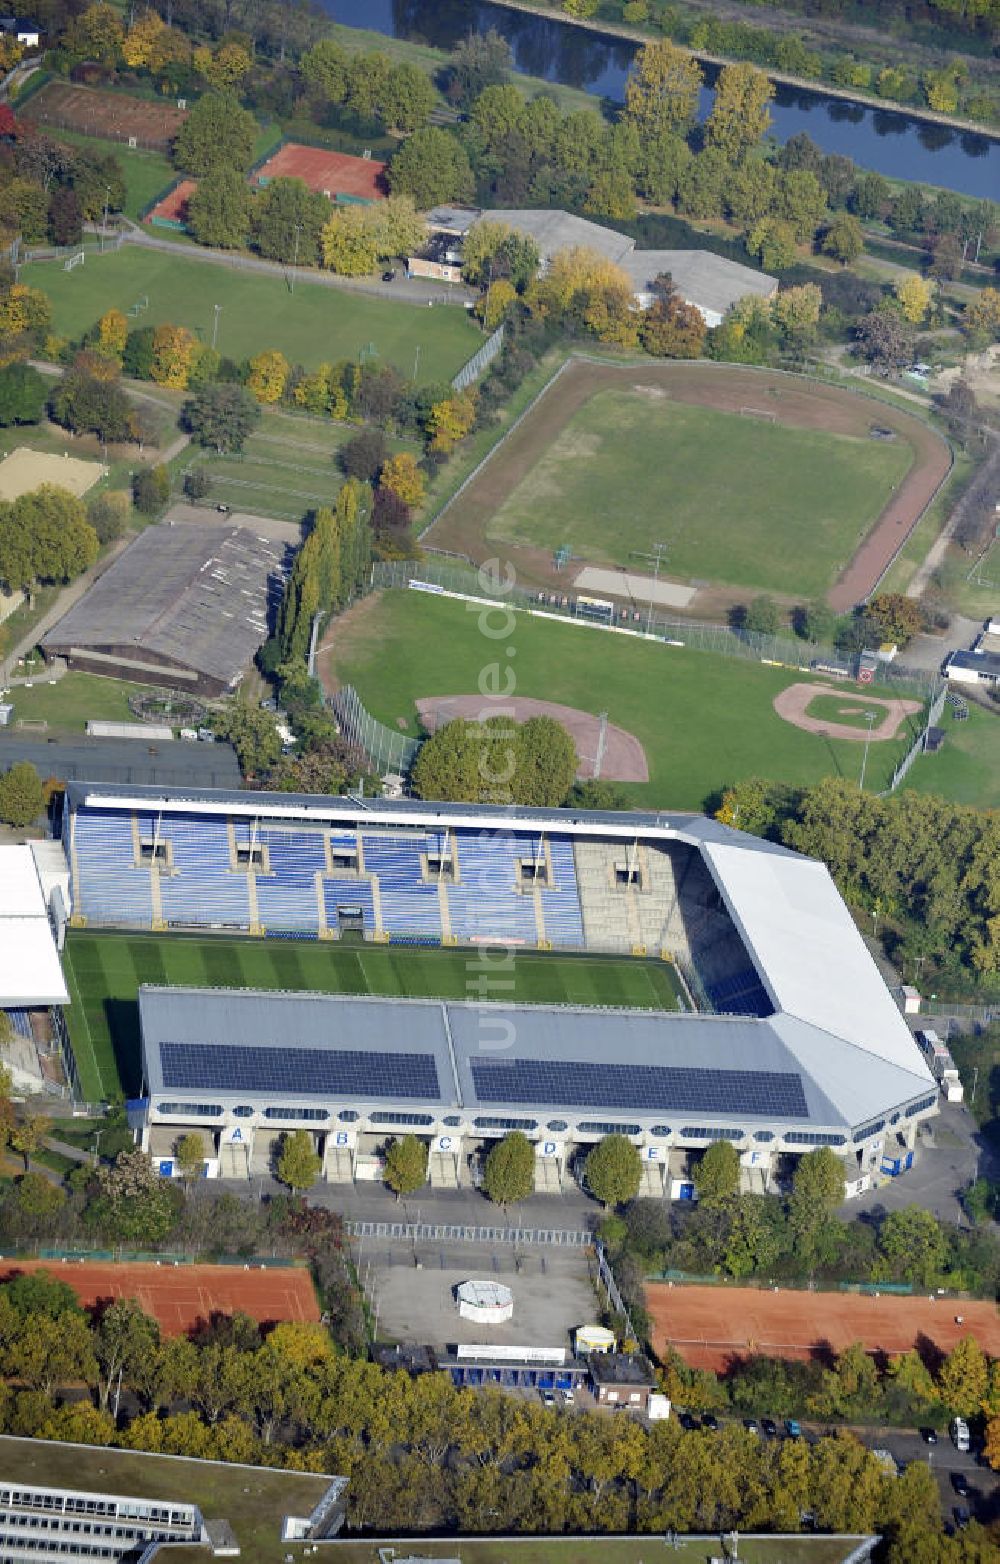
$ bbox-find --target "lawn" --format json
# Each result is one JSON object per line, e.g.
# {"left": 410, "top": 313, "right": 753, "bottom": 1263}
{"left": 0, "top": 1435, "right": 333, "bottom": 1564}
{"left": 326, "top": 1539, "right": 863, "bottom": 1564}
{"left": 321, "top": 589, "right": 920, "bottom": 811}
{"left": 903, "top": 701, "right": 1000, "bottom": 810}
{"left": 63, "top": 931, "right": 684, "bottom": 1100}
{"left": 486, "top": 392, "right": 914, "bottom": 598}
{"left": 42, "top": 127, "right": 175, "bottom": 219}
{"left": 22, "top": 248, "right": 481, "bottom": 384}
{"left": 1, "top": 671, "right": 158, "bottom": 732}
{"left": 188, "top": 411, "right": 416, "bottom": 521}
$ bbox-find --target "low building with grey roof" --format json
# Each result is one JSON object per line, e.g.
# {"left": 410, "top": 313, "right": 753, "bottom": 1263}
{"left": 42, "top": 525, "right": 291, "bottom": 697}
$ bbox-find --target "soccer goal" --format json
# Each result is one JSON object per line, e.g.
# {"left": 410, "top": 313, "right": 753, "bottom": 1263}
{"left": 63, "top": 251, "right": 85, "bottom": 272}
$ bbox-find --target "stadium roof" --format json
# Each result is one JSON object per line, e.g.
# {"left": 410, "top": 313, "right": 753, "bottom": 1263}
{"left": 1, "top": 736, "right": 241, "bottom": 789}
{"left": 73, "top": 785, "right": 934, "bottom": 1129}
{"left": 0, "top": 845, "right": 68, "bottom": 1007}
{"left": 618, "top": 249, "right": 777, "bottom": 315}
{"left": 43, "top": 527, "right": 291, "bottom": 691}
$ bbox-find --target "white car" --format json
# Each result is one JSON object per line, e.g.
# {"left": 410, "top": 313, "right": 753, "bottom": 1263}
{"left": 562, "top": 1388, "right": 575, "bottom": 1406}
{"left": 540, "top": 1390, "right": 557, "bottom": 1409}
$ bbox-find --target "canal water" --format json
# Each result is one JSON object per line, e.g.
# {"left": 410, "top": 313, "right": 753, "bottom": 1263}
{"left": 329, "top": 0, "right": 999, "bottom": 199}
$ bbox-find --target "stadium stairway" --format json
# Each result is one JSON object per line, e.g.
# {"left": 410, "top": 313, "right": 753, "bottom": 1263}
{"left": 324, "top": 1145, "right": 354, "bottom": 1183}
{"left": 572, "top": 840, "right": 633, "bottom": 953}
{"left": 639, "top": 1163, "right": 666, "bottom": 1198}
{"left": 219, "top": 1138, "right": 249, "bottom": 1179}
{"left": 429, "top": 1148, "right": 460, "bottom": 1189}
{"left": 533, "top": 1158, "right": 562, "bottom": 1194}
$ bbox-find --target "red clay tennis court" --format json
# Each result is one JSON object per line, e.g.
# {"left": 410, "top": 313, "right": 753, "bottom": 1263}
{"left": 0, "top": 1259, "right": 320, "bottom": 1336}
{"left": 145, "top": 178, "right": 197, "bottom": 229}
{"left": 252, "top": 143, "right": 387, "bottom": 201}
{"left": 647, "top": 1282, "right": 1000, "bottom": 1371}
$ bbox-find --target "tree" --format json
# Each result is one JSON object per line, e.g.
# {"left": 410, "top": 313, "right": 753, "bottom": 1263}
{"left": 150, "top": 324, "right": 198, "bottom": 389}
{"left": 132, "top": 465, "right": 170, "bottom": 514}
{"left": 704, "top": 63, "right": 773, "bottom": 163}
{"left": 387, "top": 127, "right": 474, "bottom": 212}
{"left": 93, "top": 1298, "right": 160, "bottom": 1412}
{"left": 867, "top": 592, "right": 924, "bottom": 646}
{"left": 854, "top": 309, "right": 914, "bottom": 377}
{"left": 0, "top": 763, "right": 44, "bottom": 828}
{"left": 746, "top": 218, "right": 798, "bottom": 273}
{"left": 253, "top": 177, "right": 329, "bottom": 266}
{"left": 895, "top": 275, "right": 934, "bottom": 325}
{"left": 822, "top": 213, "right": 864, "bottom": 265}
{"left": 187, "top": 168, "right": 252, "bottom": 250}
{"left": 247, "top": 350, "right": 289, "bottom": 405}
{"left": 446, "top": 29, "right": 512, "bottom": 109}
{"left": 962, "top": 288, "right": 1000, "bottom": 345}
{"left": 771, "top": 284, "right": 822, "bottom": 342}
{"left": 10, "top": 1111, "right": 46, "bottom": 1171}
{"left": 0, "top": 363, "right": 46, "bottom": 427}
{"left": 48, "top": 186, "right": 82, "bottom": 247}
{"left": 462, "top": 221, "right": 540, "bottom": 292}
{"left": 852, "top": 171, "right": 890, "bottom": 221}
{"left": 340, "top": 428, "right": 387, "bottom": 482}
{"left": 743, "top": 595, "right": 781, "bottom": 635}
{"left": 194, "top": 41, "right": 252, "bottom": 91}
{"left": 937, "top": 380, "right": 980, "bottom": 449}
{"left": 411, "top": 715, "right": 578, "bottom": 808}
{"left": 380, "top": 452, "right": 425, "bottom": 508}
{"left": 299, "top": 38, "right": 349, "bottom": 105}
{"left": 585, "top": 1134, "right": 641, "bottom": 1208}
{"left": 483, "top": 1131, "right": 535, "bottom": 1207}
{"left": 182, "top": 383, "right": 259, "bottom": 454}
{"left": 174, "top": 1133, "right": 205, "bottom": 1184}
{"left": 50, "top": 366, "right": 134, "bottom": 444}
{"left": 788, "top": 1146, "right": 844, "bottom": 1265}
{"left": 878, "top": 1207, "right": 947, "bottom": 1285}
{"left": 426, "top": 390, "right": 478, "bottom": 454}
{"left": 938, "top": 1336, "right": 989, "bottom": 1417}
{"left": 276, "top": 1129, "right": 320, "bottom": 1194}
{"left": 692, "top": 1141, "right": 740, "bottom": 1209}
{"left": 640, "top": 275, "right": 706, "bottom": 359}
{"left": 384, "top": 1134, "right": 427, "bottom": 1199}
{"left": 624, "top": 39, "right": 703, "bottom": 137}
{"left": 173, "top": 93, "right": 256, "bottom": 178}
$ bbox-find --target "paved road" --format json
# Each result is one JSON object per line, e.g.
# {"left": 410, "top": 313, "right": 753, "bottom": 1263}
{"left": 844, "top": 1101, "right": 983, "bottom": 1227}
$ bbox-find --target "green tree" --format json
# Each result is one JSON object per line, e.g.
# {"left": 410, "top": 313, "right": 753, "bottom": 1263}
{"left": 704, "top": 63, "right": 774, "bottom": 163}
{"left": 692, "top": 1141, "right": 740, "bottom": 1209}
{"left": 276, "top": 1129, "right": 321, "bottom": 1194}
{"left": 878, "top": 1207, "right": 947, "bottom": 1286}
{"left": 5, "top": 1309, "right": 97, "bottom": 1396}
{"left": 746, "top": 217, "right": 798, "bottom": 273}
{"left": 788, "top": 1147, "right": 844, "bottom": 1266}
{"left": 85, "top": 1147, "right": 181, "bottom": 1244}
{"left": 483, "top": 1131, "right": 536, "bottom": 1207}
{"left": 624, "top": 39, "right": 703, "bottom": 137}
{"left": 384, "top": 1133, "right": 427, "bottom": 1198}
{"left": 387, "top": 127, "right": 475, "bottom": 211}
{"left": 93, "top": 1299, "right": 160, "bottom": 1412}
{"left": 3, "top": 1268, "right": 82, "bottom": 1319}
{"left": 299, "top": 38, "right": 349, "bottom": 104}
{"left": 0, "top": 364, "right": 47, "bottom": 427}
{"left": 174, "top": 1133, "right": 205, "bottom": 1184}
{"left": 253, "top": 177, "right": 329, "bottom": 266}
{"left": 937, "top": 1336, "right": 989, "bottom": 1417}
{"left": 743, "top": 595, "right": 781, "bottom": 635}
{"left": 412, "top": 715, "right": 577, "bottom": 808}
{"left": 132, "top": 465, "right": 170, "bottom": 514}
{"left": 0, "top": 763, "right": 44, "bottom": 828}
{"left": 182, "top": 383, "right": 260, "bottom": 454}
{"left": 462, "top": 220, "right": 540, "bottom": 291}
{"left": 852, "top": 171, "right": 890, "bottom": 220}
{"left": 822, "top": 212, "right": 865, "bottom": 265}
{"left": 213, "top": 686, "right": 282, "bottom": 778}
{"left": 585, "top": 1134, "right": 641, "bottom": 1208}
{"left": 173, "top": 92, "right": 256, "bottom": 178}
{"left": 11, "top": 1172, "right": 65, "bottom": 1229}
{"left": 186, "top": 167, "right": 252, "bottom": 250}
{"left": 50, "top": 366, "right": 134, "bottom": 445}
{"left": 447, "top": 29, "right": 512, "bottom": 108}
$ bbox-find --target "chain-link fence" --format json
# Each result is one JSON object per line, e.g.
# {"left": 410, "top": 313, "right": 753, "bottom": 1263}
{"left": 331, "top": 683, "right": 420, "bottom": 776}
{"left": 883, "top": 682, "right": 946, "bottom": 794}
{"left": 452, "top": 324, "right": 505, "bottom": 391}
{"left": 371, "top": 560, "right": 940, "bottom": 700}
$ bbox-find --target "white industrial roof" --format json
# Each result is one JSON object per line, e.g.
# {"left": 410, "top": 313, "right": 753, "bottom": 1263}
{"left": 0, "top": 845, "right": 69, "bottom": 1006}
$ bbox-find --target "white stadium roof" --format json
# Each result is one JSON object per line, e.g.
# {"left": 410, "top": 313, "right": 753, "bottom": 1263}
{"left": 0, "top": 845, "right": 69, "bottom": 1007}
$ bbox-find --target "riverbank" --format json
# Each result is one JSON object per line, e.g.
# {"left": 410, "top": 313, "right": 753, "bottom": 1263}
{"left": 486, "top": 0, "right": 1000, "bottom": 144}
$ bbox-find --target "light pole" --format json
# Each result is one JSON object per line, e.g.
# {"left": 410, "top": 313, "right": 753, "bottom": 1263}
{"left": 307, "top": 610, "right": 327, "bottom": 679}
{"left": 631, "top": 541, "right": 669, "bottom": 636}
{"left": 101, "top": 185, "right": 111, "bottom": 253}
{"left": 211, "top": 303, "right": 221, "bottom": 351}
{"left": 413, "top": 343, "right": 420, "bottom": 381}
{"left": 290, "top": 223, "right": 303, "bottom": 293}
{"left": 859, "top": 710, "right": 877, "bottom": 792}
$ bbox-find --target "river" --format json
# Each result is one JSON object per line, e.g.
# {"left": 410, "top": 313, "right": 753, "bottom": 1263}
{"left": 328, "top": 0, "right": 999, "bottom": 200}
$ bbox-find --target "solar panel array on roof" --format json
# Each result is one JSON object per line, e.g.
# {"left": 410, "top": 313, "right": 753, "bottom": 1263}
{"left": 470, "top": 1058, "right": 807, "bottom": 1118}
{"left": 160, "top": 1042, "right": 440, "bottom": 1100}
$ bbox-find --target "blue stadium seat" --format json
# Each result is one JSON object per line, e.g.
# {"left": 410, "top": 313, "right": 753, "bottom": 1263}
{"left": 158, "top": 816, "right": 250, "bottom": 930}
{"left": 362, "top": 832, "right": 442, "bottom": 938}
{"left": 71, "top": 808, "right": 154, "bottom": 926}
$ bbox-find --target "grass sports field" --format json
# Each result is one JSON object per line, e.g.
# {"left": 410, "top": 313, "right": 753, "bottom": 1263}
{"left": 487, "top": 390, "right": 912, "bottom": 598}
{"left": 188, "top": 410, "right": 415, "bottom": 521}
{"left": 23, "top": 248, "right": 480, "bottom": 385}
{"left": 329, "top": 1542, "right": 860, "bottom": 1564}
{"left": 320, "top": 589, "right": 923, "bottom": 809}
{"left": 903, "top": 701, "right": 1000, "bottom": 810}
{"left": 63, "top": 932, "right": 684, "bottom": 1101}
{"left": 427, "top": 358, "right": 948, "bottom": 608}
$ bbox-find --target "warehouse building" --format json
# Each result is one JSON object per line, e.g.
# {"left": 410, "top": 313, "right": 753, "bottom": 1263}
{"left": 43, "top": 526, "right": 292, "bottom": 696}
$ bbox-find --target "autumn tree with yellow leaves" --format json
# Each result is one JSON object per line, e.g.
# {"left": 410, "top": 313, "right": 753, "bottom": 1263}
{"left": 427, "top": 390, "right": 477, "bottom": 454}
{"left": 526, "top": 246, "right": 639, "bottom": 349}
{"left": 247, "top": 350, "right": 290, "bottom": 404}
{"left": 150, "top": 324, "right": 198, "bottom": 390}
{"left": 380, "top": 452, "right": 425, "bottom": 508}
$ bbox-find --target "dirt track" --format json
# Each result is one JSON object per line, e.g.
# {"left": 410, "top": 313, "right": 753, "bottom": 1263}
{"left": 773, "top": 681, "right": 922, "bottom": 742}
{"left": 647, "top": 1280, "right": 1000, "bottom": 1371}
{"left": 415, "top": 693, "right": 648, "bottom": 781}
{"left": 427, "top": 357, "right": 951, "bottom": 612}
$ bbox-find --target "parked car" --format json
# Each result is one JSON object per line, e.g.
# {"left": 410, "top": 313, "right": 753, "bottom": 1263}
{"left": 761, "top": 1418, "right": 779, "bottom": 1438}
{"left": 678, "top": 1412, "right": 699, "bottom": 1432}
{"left": 743, "top": 1418, "right": 760, "bottom": 1435}
{"left": 952, "top": 1472, "right": 970, "bottom": 1497}
{"left": 702, "top": 1413, "right": 719, "bottom": 1432}
{"left": 382, "top": 270, "right": 396, "bottom": 282}
{"left": 920, "top": 1427, "right": 938, "bottom": 1445}
{"left": 562, "top": 1388, "right": 575, "bottom": 1406}
{"left": 540, "top": 1389, "right": 556, "bottom": 1409}
{"left": 951, "top": 1417, "right": 971, "bottom": 1453}
{"left": 784, "top": 1419, "right": 802, "bottom": 1439}
{"left": 954, "top": 1506, "right": 971, "bottom": 1531}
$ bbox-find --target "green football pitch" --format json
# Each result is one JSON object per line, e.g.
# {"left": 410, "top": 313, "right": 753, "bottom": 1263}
{"left": 486, "top": 390, "right": 913, "bottom": 599}
{"left": 322, "top": 588, "right": 924, "bottom": 810}
{"left": 63, "top": 931, "right": 684, "bottom": 1103}
{"left": 22, "top": 247, "right": 480, "bottom": 385}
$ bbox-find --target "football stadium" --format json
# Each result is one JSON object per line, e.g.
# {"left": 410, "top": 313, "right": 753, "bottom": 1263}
{"left": 60, "top": 782, "right": 938, "bottom": 1194}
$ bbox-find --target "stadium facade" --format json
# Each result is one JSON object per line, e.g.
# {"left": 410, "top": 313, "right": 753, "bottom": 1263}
{"left": 63, "top": 782, "right": 937, "bottom": 1195}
